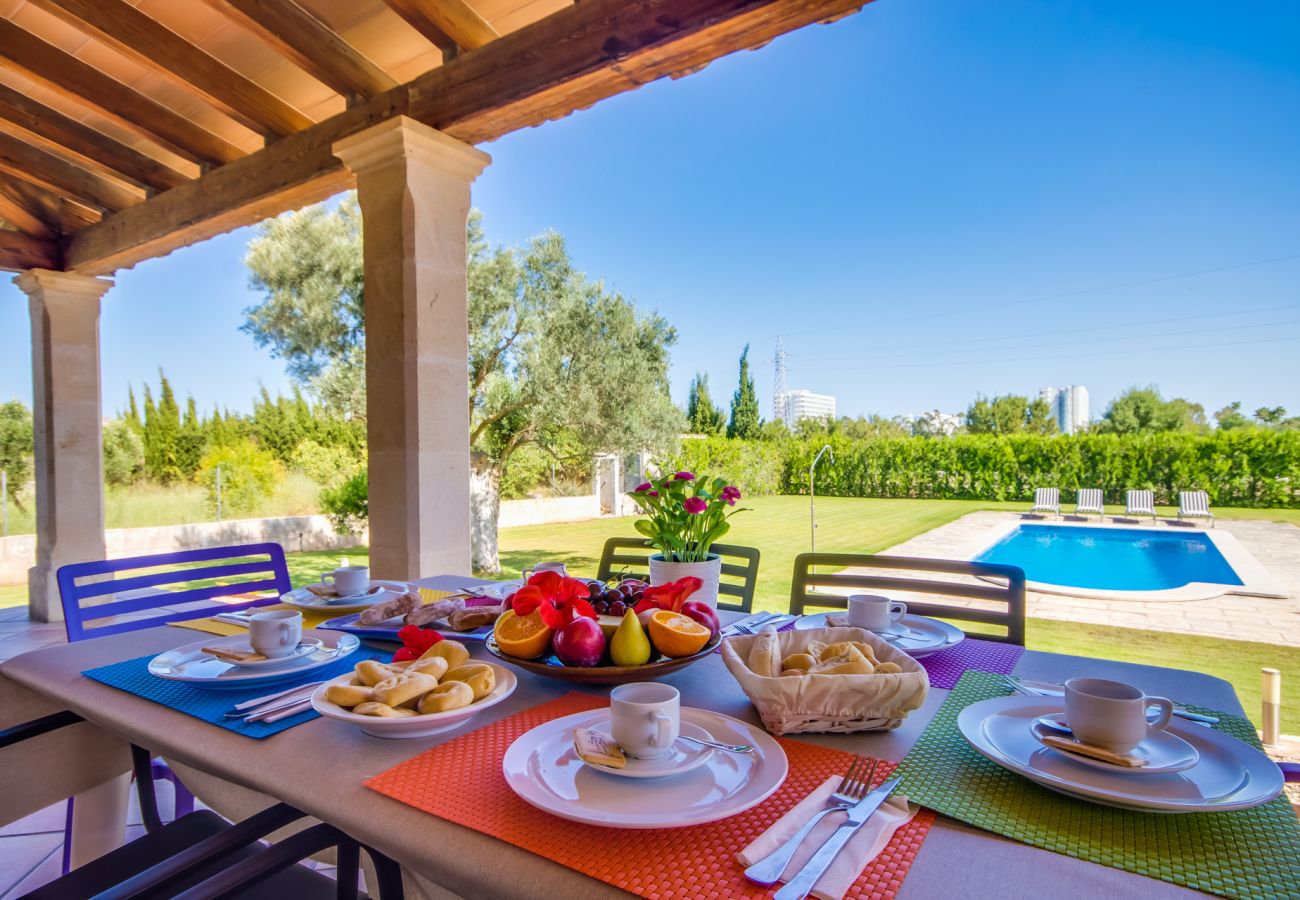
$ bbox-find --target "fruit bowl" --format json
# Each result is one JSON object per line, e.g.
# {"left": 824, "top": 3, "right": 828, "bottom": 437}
{"left": 484, "top": 633, "right": 721, "bottom": 686}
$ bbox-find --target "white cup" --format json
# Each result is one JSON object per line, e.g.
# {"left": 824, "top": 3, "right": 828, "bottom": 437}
{"left": 249, "top": 610, "right": 303, "bottom": 659}
{"left": 322, "top": 565, "right": 370, "bottom": 596}
{"left": 848, "top": 594, "right": 907, "bottom": 632}
{"left": 1064, "top": 677, "right": 1174, "bottom": 753}
{"left": 522, "top": 561, "right": 568, "bottom": 581}
{"left": 609, "top": 682, "right": 680, "bottom": 760}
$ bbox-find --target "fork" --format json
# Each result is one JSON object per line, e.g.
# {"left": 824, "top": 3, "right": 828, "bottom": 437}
{"left": 1001, "top": 676, "right": 1219, "bottom": 725}
{"left": 735, "top": 615, "right": 795, "bottom": 635}
{"left": 744, "top": 757, "right": 878, "bottom": 886}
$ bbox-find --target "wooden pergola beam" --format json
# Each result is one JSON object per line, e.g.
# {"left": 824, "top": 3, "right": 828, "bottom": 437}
{"left": 0, "top": 19, "right": 244, "bottom": 167}
{"left": 0, "top": 84, "right": 189, "bottom": 194}
{"left": 64, "top": 0, "right": 871, "bottom": 275}
{"left": 0, "top": 177, "right": 58, "bottom": 238}
{"left": 381, "top": 0, "right": 498, "bottom": 52}
{"left": 0, "top": 131, "right": 143, "bottom": 213}
{"left": 0, "top": 229, "right": 58, "bottom": 270}
{"left": 199, "top": 0, "right": 398, "bottom": 99}
{"left": 0, "top": 171, "right": 99, "bottom": 233}
{"left": 27, "top": 0, "right": 314, "bottom": 139}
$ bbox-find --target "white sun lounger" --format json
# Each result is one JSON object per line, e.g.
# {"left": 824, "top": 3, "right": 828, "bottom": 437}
{"left": 1074, "top": 488, "right": 1104, "bottom": 518}
{"left": 1178, "top": 490, "right": 1215, "bottom": 528}
{"left": 1029, "top": 488, "right": 1060, "bottom": 518}
{"left": 1125, "top": 489, "right": 1157, "bottom": 521}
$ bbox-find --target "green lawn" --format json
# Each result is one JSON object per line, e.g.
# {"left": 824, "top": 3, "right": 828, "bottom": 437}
{"left": 1, "top": 495, "right": 1294, "bottom": 731}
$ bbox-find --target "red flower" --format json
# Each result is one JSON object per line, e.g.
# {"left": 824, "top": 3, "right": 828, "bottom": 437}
{"left": 509, "top": 570, "right": 596, "bottom": 630}
{"left": 682, "top": 497, "right": 708, "bottom": 515}
{"left": 673, "top": 471, "right": 696, "bottom": 481}
{"left": 720, "top": 485, "right": 742, "bottom": 505}
{"left": 635, "top": 576, "right": 703, "bottom": 614}
{"left": 392, "top": 623, "right": 443, "bottom": 662}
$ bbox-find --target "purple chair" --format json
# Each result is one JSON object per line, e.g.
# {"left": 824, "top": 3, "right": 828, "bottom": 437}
{"left": 1283, "top": 762, "right": 1300, "bottom": 783}
{"left": 55, "top": 543, "right": 292, "bottom": 872}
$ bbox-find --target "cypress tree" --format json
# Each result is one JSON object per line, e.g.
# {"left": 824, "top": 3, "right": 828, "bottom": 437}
{"left": 728, "top": 345, "right": 762, "bottom": 439}
{"left": 687, "top": 373, "right": 725, "bottom": 434}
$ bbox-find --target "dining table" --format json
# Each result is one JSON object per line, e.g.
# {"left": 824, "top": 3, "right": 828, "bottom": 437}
{"left": 0, "top": 573, "right": 1265, "bottom": 899}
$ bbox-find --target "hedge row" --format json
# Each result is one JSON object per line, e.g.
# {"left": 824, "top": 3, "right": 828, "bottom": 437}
{"left": 670, "top": 432, "right": 1300, "bottom": 508}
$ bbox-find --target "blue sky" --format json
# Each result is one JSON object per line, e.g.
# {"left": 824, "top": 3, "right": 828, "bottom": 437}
{"left": 1, "top": 0, "right": 1297, "bottom": 422}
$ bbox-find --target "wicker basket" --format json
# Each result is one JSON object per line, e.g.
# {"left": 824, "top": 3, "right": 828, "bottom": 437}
{"left": 720, "top": 626, "right": 929, "bottom": 735}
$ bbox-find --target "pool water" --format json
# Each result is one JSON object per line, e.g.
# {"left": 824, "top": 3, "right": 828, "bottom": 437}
{"left": 975, "top": 525, "right": 1243, "bottom": 591}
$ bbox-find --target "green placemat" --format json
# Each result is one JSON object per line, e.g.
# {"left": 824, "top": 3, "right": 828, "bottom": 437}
{"left": 893, "top": 671, "right": 1300, "bottom": 900}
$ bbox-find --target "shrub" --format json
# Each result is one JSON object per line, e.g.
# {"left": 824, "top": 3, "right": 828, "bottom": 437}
{"left": 321, "top": 470, "right": 368, "bottom": 535}
{"left": 289, "top": 438, "right": 359, "bottom": 489}
{"left": 668, "top": 436, "right": 786, "bottom": 496}
{"left": 103, "top": 420, "right": 144, "bottom": 486}
{"left": 197, "top": 439, "right": 284, "bottom": 517}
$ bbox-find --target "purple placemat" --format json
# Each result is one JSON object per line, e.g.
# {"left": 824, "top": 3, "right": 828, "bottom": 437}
{"left": 918, "top": 639, "right": 1024, "bottom": 690}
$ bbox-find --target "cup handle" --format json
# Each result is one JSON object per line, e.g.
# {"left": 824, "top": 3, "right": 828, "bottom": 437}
{"left": 891, "top": 601, "right": 907, "bottom": 622}
{"left": 651, "top": 711, "right": 672, "bottom": 748}
{"left": 521, "top": 567, "right": 535, "bottom": 582}
{"left": 279, "top": 621, "right": 294, "bottom": 647}
{"left": 321, "top": 573, "right": 334, "bottom": 586}
{"left": 1146, "top": 697, "right": 1174, "bottom": 732}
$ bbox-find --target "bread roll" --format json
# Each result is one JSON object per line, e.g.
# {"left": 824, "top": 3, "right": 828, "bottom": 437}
{"left": 811, "top": 645, "right": 876, "bottom": 676}
{"left": 874, "top": 661, "right": 903, "bottom": 674}
{"left": 418, "top": 681, "right": 474, "bottom": 714}
{"left": 421, "top": 639, "right": 469, "bottom": 669}
{"left": 779, "top": 668, "right": 806, "bottom": 677}
{"left": 324, "top": 683, "right": 373, "bottom": 707}
{"left": 372, "top": 672, "right": 439, "bottom": 708}
{"left": 746, "top": 629, "right": 781, "bottom": 678}
{"left": 352, "top": 702, "right": 417, "bottom": 718}
{"left": 781, "top": 652, "right": 818, "bottom": 672}
{"left": 443, "top": 663, "right": 495, "bottom": 700}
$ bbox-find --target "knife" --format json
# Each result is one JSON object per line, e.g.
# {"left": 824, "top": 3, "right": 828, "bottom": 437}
{"left": 722, "top": 612, "right": 778, "bottom": 636}
{"left": 773, "top": 777, "right": 901, "bottom": 900}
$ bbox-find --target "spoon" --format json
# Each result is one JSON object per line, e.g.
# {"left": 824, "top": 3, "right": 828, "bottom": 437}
{"left": 679, "top": 734, "right": 754, "bottom": 754}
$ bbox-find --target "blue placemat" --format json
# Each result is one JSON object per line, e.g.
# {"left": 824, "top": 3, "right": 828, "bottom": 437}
{"left": 82, "top": 649, "right": 388, "bottom": 739}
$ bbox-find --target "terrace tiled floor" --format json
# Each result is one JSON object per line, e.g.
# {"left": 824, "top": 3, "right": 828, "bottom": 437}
{"left": 875, "top": 511, "right": 1300, "bottom": 648}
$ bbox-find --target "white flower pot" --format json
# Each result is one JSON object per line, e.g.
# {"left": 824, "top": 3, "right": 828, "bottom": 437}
{"left": 648, "top": 554, "right": 723, "bottom": 608}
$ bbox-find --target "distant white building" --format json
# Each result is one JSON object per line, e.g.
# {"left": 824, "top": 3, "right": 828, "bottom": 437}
{"left": 779, "top": 389, "right": 836, "bottom": 427}
{"left": 1039, "top": 385, "right": 1090, "bottom": 434}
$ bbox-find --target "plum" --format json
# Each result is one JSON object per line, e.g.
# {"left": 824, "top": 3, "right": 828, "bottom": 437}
{"left": 553, "top": 617, "right": 606, "bottom": 667}
{"left": 680, "top": 601, "right": 720, "bottom": 641}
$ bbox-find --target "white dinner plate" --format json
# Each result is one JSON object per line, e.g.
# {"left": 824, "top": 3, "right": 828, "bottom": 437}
{"left": 795, "top": 613, "right": 964, "bottom": 658}
{"left": 1031, "top": 713, "right": 1200, "bottom": 776}
{"left": 310, "top": 664, "right": 516, "bottom": 739}
{"left": 503, "top": 707, "right": 787, "bottom": 828}
{"left": 280, "top": 581, "right": 412, "bottom": 614}
{"left": 958, "top": 696, "right": 1282, "bottom": 812}
{"left": 580, "top": 719, "right": 715, "bottom": 779}
{"left": 148, "top": 632, "right": 360, "bottom": 690}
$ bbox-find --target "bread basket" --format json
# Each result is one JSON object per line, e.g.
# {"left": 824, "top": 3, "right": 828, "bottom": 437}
{"left": 720, "top": 626, "right": 929, "bottom": 735}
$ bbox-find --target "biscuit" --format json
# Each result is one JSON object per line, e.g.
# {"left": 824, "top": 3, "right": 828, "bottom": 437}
{"left": 443, "top": 663, "right": 495, "bottom": 700}
{"left": 421, "top": 639, "right": 469, "bottom": 669}
{"left": 352, "top": 702, "right": 417, "bottom": 718}
{"left": 372, "top": 672, "right": 439, "bottom": 707}
{"left": 355, "top": 660, "right": 402, "bottom": 686}
{"left": 324, "top": 683, "right": 373, "bottom": 707}
{"left": 418, "top": 680, "right": 474, "bottom": 714}
{"left": 405, "top": 656, "right": 449, "bottom": 680}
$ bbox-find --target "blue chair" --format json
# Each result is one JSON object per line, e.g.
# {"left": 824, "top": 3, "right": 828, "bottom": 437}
{"left": 54, "top": 543, "right": 292, "bottom": 872}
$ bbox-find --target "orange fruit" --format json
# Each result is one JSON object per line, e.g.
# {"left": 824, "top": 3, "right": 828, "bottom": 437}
{"left": 493, "top": 610, "right": 553, "bottom": 659}
{"left": 647, "top": 609, "right": 711, "bottom": 658}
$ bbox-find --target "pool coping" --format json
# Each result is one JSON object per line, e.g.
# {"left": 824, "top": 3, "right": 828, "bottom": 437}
{"left": 962, "top": 516, "right": 1289, "bottom": 602}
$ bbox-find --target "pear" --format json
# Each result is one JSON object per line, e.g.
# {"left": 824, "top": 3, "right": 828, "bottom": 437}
{"left": 610, "top": 609, "right": 652, "bottom": 666}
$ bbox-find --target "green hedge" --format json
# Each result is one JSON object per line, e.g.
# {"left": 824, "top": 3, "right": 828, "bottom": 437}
{"left": 672, "top": 432, "right": 1299, "bottom": 507}
{"left": 782, "top": 432, "right": 1300, "bottom": 507}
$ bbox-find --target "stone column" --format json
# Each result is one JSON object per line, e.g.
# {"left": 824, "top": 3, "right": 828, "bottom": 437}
{"left": 333, "top": 117, "right": 489, "bottom": 580}
{"left": 14, "top": 270, "right": 113, "bottom": 622}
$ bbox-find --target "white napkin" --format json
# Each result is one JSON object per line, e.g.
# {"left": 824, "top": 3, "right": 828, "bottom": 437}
{"left": 737, "top": 775, "right": 917, "bottom": 900}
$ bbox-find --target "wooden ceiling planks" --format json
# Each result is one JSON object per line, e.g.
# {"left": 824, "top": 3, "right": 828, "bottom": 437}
{"left": 25, "top": 0, "right": 315, "bottom": 139}
{"left": 0, "top": 176, "right": 58, "bottom": 238}
{"left": 197, "top": 0, "right": 398, "bottom": 99}
{"left": 0, "top": 129, "right": 143, "bottom": 212}
{"left": 380, "top": 0, "right": 499, "bottom": 53}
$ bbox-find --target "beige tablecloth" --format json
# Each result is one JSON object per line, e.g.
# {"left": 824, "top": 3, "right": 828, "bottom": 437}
{"left": 0, "top": 575, "right": 1237, "bottom": 899}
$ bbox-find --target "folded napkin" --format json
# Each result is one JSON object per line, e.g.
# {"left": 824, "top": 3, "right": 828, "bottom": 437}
{"left": 737, "top": 775, "right": 917, "bottom": 900}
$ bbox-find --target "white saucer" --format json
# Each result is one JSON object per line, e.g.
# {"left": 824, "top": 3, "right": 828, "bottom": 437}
{"left": 1032, "top": 714, "right": 1200, "bottom": 776}
{"left": 958, "top": 696, "right": 1282, "bottom": 812}
{"left": 223, "top": 639, "right": 322, "bottom": 669}
{"left": 280, "top": 581, "right": 411, "bottom": 614}
{"left": 503, "top": 707, "right": 787, "bottom": 828}
{"left": 795, "top": 613, "right": 964, "bottom": 657}
{"left": 581, "top": 719, "right": 715, "bottom": 779}
{"left": 148, "top": 633, "right": 360, "bottom": 690}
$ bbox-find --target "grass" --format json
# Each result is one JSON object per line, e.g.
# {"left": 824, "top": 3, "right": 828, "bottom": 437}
{"left": 1, "top": 494, "right": 1294, "bottom": 731}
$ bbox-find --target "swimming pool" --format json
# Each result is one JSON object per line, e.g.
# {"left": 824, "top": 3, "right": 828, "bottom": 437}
{"left": 975, "top": 524, "right": 1244, "bottom": 592}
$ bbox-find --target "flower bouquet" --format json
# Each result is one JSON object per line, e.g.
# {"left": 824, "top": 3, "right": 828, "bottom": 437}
{"left": 629, "top": 471, "right": 744, "bottom": 606}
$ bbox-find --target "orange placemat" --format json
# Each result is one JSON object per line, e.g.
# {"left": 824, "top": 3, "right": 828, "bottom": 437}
{"left": 366, "top": 693, "right": 936, "bottom": 900}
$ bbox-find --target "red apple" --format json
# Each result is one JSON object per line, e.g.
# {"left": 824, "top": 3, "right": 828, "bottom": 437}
{"left": 680, "top": 601, "right": 720, "bottom": 641}
{"left": 552, "top": 617, "right": 606, "bottom": 667}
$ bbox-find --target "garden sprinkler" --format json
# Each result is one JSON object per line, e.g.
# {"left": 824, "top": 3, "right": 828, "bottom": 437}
{"left": 809, "top": 445, "right": 834, "bottom": 562}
